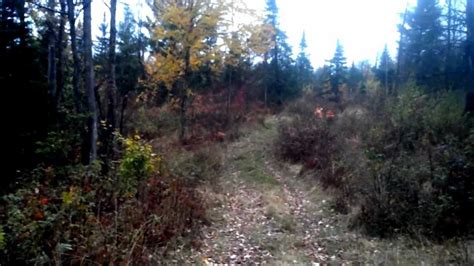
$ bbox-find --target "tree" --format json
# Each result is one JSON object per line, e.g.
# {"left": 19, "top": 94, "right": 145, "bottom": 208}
{"left": 402, "top": 0, "right": 444, "bottom": 90}
{"left": 46, "top": 0, "right": 57, "bottom": 111}
{"left": 2, "top": 0, "right": 48, "bottom": 188}
{"left": 296, "top": 31, "right": 314, "bottom": 91}
{"left": 67, "top": 0, "right": 83, "bottom": 113}
{"left": 466, "top": 0, "right": 474, "bottom": 85}
{"left": 328, "top": 40, "right": 347, "bottom": 102}
{"left": 147, "top": 0, "right": 224, "bottom": 142}
{"left": 83, "top": 0, "right": 98, "bottom": 164}
{"left": 221, "top": 0, "right": 252, "bottom": 120}
{"left": 265, "top": 0, "right": 282, "bottom": 105}
{"left": 263, "top": 0, "right": 297, "bottom": 105}
{"left": 347, "top": 63, "right": 363, "bottom": 98}
{"left": 95, "top": 14, "right": 109, "bottom": 81}
{"left": 465, "top": 0, "right": 474, "bottom": 113}
{"left": 56, "top": 0, "right": 67, "bottom": 112}
{"left": 116, "top": 6, "right": 147, "bottom": 133}
{"left": 375, "top": 45, "right": 396, "bottom": 94}
{"left": 107, "top": 0, "right": 118, "bottom": 132}
{"left": 314, "top": 65, "right": 332, "bottom": 94}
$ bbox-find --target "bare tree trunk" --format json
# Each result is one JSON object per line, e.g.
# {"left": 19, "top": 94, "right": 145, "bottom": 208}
{"left": 47, "top": 0, "right": 57, "bottom": 111}
{"left": 84, "top": 0, "right": 98, "bottom": 164}
{"left": 67, "top": 0, "right": 82, "bottom": 113}
{"left": 56, "top": 0, "right": 67, "bottom": 110}
{"left": 107, "top": 0, "right": 117, "bottom": 131}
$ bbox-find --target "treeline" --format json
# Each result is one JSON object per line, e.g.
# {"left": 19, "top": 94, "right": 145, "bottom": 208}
{"left": 314, "top": 0, "right": 474, "bottom": 105}
{"left": 2, "top": 0, "right": 315, "bottom": 189}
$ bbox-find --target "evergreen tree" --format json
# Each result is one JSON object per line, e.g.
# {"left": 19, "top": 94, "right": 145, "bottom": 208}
{"left": 1, "top": 0, "right": 49, "bottom": 187}
{"left": 402, "top": 0, "right": 444, "bottom": 90}
{"left": 116, "top": 6, "right": 147, "bottom": 132}
{"left": 375, "top": 45, "right": 396, "bottom": 94}
{"left": 95, "top": 14, "right": 109, "bottom": 83}
{"left": 296, "top": 31, "right": 314, "bottom": 91}
{"left": 328, "top": 40, "right": 347, "bottom": 102}
{"left": 347, "top": 63, "right": 363, "bottom": 97}
{"left": 314, "top": 65, "right": 332, "bottom": 94}
{"left": 263, "top": 0, "right": 297, "bottom": 105}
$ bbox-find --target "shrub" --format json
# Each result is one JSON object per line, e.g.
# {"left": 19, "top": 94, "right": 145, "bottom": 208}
{"left": 276, "top": 118, "right": 335, "bottom": 170}
{"left": 276, "top": 87, "right": 474, "bottom": 238}
{"left": 118, "top": 134, "right": 161, "bottom": 196}
{"left": 354, "top": 88, "right": 473, "bottom": 237}
{"left": 0, "top": 225, "right": 5, "bottom": 250}
{"left": 1, "top": 134, "right": 207, "bottom": 264}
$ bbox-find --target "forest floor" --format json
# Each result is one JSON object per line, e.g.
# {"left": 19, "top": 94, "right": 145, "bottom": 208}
{"left": 163, "top": 116, "right": 473, "bottom": 265}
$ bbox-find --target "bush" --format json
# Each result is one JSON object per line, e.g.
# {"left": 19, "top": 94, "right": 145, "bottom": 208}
{"left": 277, "top": 87, "right": 474, "bottom": 238}
{"left": 0, "top": 225, "right": 5, "bottom": 250}
{"left": 354, "top": 88, "right": 473, "bottom": 237}
{"left": 276, "top": 118, "right": 335, "bottom": 170}
{"left": 1, "top": 135, "right": 206, "bottom": 264}
{"left": 118, "top": 134, "right": 161, "bottom": 196}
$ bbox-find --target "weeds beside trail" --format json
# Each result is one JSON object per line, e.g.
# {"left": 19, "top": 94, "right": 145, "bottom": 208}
{"left": 165, "top": 115, "right": 474, "bottom": 264}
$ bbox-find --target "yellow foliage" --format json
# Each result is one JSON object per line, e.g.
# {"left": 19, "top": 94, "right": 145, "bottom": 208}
{"left": 147, "top": 0, "right": 226, "bottom": 94}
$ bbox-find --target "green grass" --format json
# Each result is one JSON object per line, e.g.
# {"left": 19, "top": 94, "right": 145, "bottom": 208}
{"left": 233, "top": 151, "right": 278, "bottom": 187}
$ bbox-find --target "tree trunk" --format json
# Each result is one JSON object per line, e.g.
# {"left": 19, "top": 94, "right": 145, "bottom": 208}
{"left": 56, "top": 0, "right": 67, "bottom": 110}
{"left": 67, "top": 0, "right": 82, "bottom": 113}
{"left": 119, "top": 94, "right": 128, "bottom": 135}
{"left": 47, "top": 0, "right": 57, "bottom": 111}
{"left": 107, "top": 0, "right": 118, "bottom": 132}
{"left": 84, "top": 0, "right": 98, "bottom": 164}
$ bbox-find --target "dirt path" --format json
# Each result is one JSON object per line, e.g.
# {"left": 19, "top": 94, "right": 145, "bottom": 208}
{"left": 170, "top": 116, "right": 473, "bottom": 265}
{"left": 188, "top": 116, "right": 346, "bottom": 264}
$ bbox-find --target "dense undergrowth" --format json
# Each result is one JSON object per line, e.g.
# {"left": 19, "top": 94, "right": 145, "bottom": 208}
{"left": 0, "top": 133, "right": 207, "bottom": 264}
{"left": 276, "top": 87, "right": 474, "bottom": 239}
{"left": 1, "top": 87, "right": 266, "bottom": 264}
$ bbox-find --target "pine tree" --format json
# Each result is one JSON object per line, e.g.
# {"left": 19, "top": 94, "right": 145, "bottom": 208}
{"left": 1, "top": 0, "right": 48, "bottom": 187}
{"left": 402, "top": 0, "right": 444, "bottom": 90}
{"left": 95, "top": 14, "right": 109, "bottom": 82}
{"left": 296, "top": 31, "right": 313, "bottom": 91}
{"left": 375, "top": 45, "right": 396, "bottom": 94}
{"left": 116, "top": 6, "right": 146, "bottom": 133}
{"left": 328, "top": 40, "right": 347, "bottom": 102}
{"left": 347, "top": 63, "right": 363, "bottom": 97}
{"left": 263, "top": 0, "right": 297, "bottom": 105}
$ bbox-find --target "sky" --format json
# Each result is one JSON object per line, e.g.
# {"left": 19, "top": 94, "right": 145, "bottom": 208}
{"left": 92, "top": 0, "right": 419, "bottom": 67}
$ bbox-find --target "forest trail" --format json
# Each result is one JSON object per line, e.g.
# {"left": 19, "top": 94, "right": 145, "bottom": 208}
{"left": 165, "top": 115, "right": 471, "bottom": 265}
{"left": 189, "top": 116, "right": 349, "bottom": 264}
